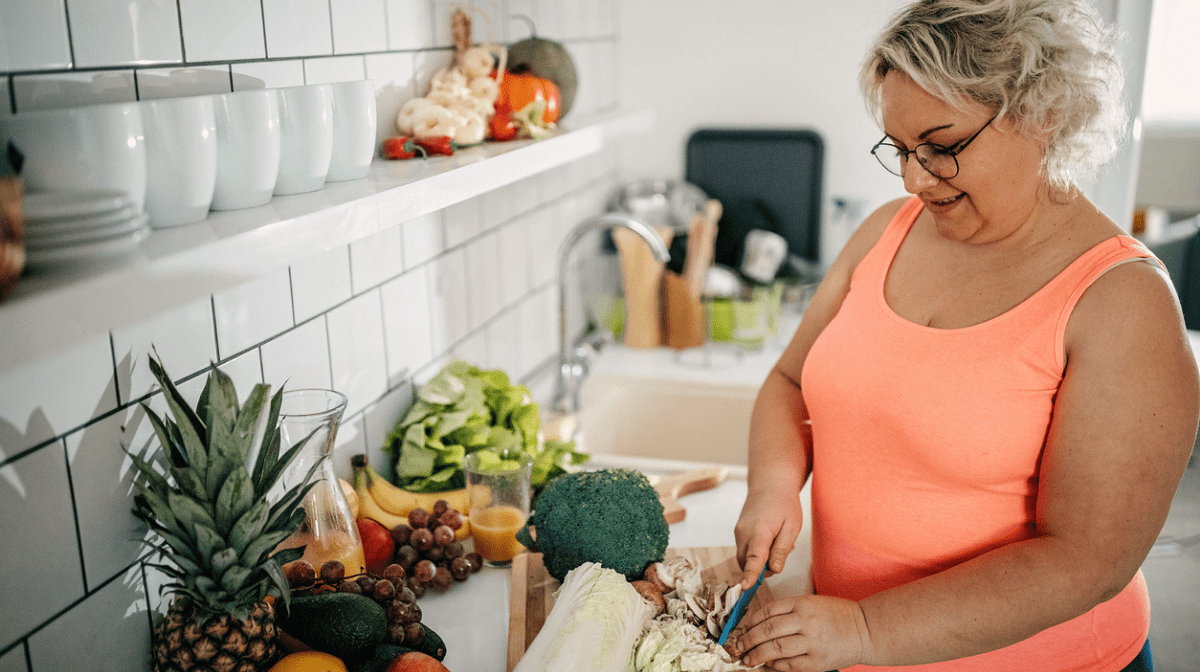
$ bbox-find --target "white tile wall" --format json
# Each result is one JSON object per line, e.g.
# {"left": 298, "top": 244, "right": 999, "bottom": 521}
{"left": 380, "top": 266, "right": 435, "bottom": 383}
{"left": 111, "top": 296, "right": 217, "bottom": 405}
{"left": 498, "top": 218, "right": 532, "bottom": 306}
{"left": 261, "top": 317, "right": 334, "bottom": 391}
{"left": 0, "top": 336, "right": 116, "bottom": 454}
{"left": 364, "top": 51, "right": 416, "bottom": 145}
{"left": 442, "top": 196, "right": 482, "bottom": 249}
{"left": 0, "top": 2, "right": 621, "bottom": 668}
{"left": 464, "top": 230, "right": 502, "bottom": 330}
{"left": 0, "top": 442, "right": 85, "bottom": 650}
{"left": 304, "top": 55, "right": 368, "bottom": 84}
{"left": 0, "top": 1, "right": 71, "bottom": 72}
{"left": 327, "top": 291, "right": 389, "bottom": 416}
{"left": 263, "top": 0, "right": 335, "bottom": 59}
{"left": 0, "top": 646, "right": 25, "bottom": 672}
{"left": 212, "top": 270, "right": 295, "bottom": 358}
{"left": 385, "top": 0, "right": 436, "bottom": 50}
{"left": 401, "top": 211, "right": 444, "bottom": 269}
{"left": 330, "top": 0, "right": 389, "bottom": 55}
{"left": 349, "top": 224, "right": 405, "bottom": 291}
{"left": 26, "top": 566, "right": 150, "bottom": 670}
{"left": 65, "top": 411, "right": 147, "bottom": 587}
{"left": 233, "top": 60, "right": 306, "bottom": 90}
{"left": 428, "top": 247, "right": 470, "bottom": 354}
{"left": 70, "top": 0, "right": 183, "bottom": 68}
{"left": 291, "top": 246, "right": 354, "bottom": 323}
{"left": 178, "top": 0, "right": 267, "bottom": 63}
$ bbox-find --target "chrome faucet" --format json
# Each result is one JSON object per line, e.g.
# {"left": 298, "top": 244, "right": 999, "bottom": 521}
{"left": 551, "top": 212, "right": 670, "bottom": 416}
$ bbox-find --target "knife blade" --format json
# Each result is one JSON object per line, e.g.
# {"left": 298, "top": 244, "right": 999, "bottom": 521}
{"left": 717, "top": 565, "right": 767, "bottom": 646}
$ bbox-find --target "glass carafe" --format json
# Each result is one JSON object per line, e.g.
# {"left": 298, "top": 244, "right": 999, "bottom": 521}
{"left": 274, "top": 389, "right": 365, "bottom": 576}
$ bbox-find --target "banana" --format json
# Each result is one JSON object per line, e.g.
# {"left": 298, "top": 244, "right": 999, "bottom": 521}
{"left": 352, "top": 467, "right": 409, "bottom": 530}
{"left": 361, "top": 460, "right": 471, "bottom": 518}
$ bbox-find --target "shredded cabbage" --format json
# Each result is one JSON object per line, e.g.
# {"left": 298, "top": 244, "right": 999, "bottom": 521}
{"left": 631, "top": 617, "right": 753, "bottom": 672}
{"left": 514, "top": 562, "right": 654, "bottom": 672}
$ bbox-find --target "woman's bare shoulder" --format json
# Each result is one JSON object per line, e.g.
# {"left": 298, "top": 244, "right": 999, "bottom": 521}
{"left": 830, "top": 196, "right": 909, "bottom": 276}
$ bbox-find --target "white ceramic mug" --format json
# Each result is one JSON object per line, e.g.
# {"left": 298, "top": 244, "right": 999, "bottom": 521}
{"left": 274, "top": 83, "right": 334, "bottom": 196}
{"left": 0, "top": 101, "right": 147, "bottom": 212}
{"left": 140, "top": 96, "right": 218, "bottom": 228}
{"left": 326, "top": 80, "right": 377, "bottom": 183}
{"left": 209, "top": 89, "right": 281, "bottom": 211}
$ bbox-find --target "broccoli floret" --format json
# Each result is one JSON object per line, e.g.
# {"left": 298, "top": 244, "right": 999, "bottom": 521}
{"left": 518, "top": 469, "right": 669, "bottom": 582}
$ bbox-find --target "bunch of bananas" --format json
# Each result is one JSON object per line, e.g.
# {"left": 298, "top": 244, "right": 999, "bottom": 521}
{"left": 350, "top": 454, "right": 471, "bottom": 540}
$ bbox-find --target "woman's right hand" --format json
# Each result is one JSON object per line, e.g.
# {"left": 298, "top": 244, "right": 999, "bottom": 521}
{"left": 734, "top": 483, "right": 804, "bottom": 589}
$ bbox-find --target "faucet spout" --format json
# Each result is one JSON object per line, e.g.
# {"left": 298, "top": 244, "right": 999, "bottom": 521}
{"left": 552, "top": 213, "right": 670, "bottom": 417}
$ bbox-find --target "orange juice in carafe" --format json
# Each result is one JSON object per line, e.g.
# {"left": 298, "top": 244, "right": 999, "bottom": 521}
{"left": 470, "top": 505, "right": 527, "bottom": 564}
{"left": 279, "top": 529, "right": 366, "bottom": 576}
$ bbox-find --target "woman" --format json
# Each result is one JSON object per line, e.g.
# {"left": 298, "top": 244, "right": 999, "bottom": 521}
{"left": 732, "top": 1, "right": 1198, "bottom": 671}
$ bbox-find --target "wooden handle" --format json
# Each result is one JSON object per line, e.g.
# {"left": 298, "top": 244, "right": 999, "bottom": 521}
{"left": 664, "top": 271, "right": 704, "bottom": 349}
{"left": 654, "top": 466, "right": 729, "bottom": 524}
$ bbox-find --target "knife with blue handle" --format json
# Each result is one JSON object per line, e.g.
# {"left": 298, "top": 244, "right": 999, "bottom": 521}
{"left": 717, "top": 565, "right": 767, "bottom": 646}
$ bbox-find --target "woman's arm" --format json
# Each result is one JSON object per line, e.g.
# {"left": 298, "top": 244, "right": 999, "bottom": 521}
{"left": 734, "top": 198, "right": 903, "bottom": 589}
{"left": 739, "top": 256, "right": 1199, "bottom": 669}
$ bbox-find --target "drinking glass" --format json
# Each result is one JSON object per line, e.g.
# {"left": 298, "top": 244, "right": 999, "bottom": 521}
{"left": 464, "top": 448, "right": 532, "bottom": 567}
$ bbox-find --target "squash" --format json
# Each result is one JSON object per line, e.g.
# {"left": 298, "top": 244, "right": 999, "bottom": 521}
{"left": 507, "top": 16, "right": 578, "bottom": 119}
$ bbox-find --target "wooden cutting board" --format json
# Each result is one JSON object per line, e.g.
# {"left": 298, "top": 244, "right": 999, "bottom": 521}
{"left": 506, "top": 547, "right": 774, "bottom": 671}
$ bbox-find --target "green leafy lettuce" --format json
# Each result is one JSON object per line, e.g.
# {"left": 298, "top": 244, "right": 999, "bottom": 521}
{"left": 383, "top": 360, "right": 588, "bottom": 493}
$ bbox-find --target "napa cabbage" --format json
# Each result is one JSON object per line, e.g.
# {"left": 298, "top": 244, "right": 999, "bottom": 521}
{"left": 513, "top": 562, "right": 654, "bottom": 672}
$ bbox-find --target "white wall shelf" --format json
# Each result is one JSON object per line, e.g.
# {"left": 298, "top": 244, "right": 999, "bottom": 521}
{"left": 0, "top": 109, "right": 653, "bottom": 373}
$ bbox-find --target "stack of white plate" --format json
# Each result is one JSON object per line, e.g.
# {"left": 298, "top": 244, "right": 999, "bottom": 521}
{"left": 23, "top": 190, "right": 150, "bottom": 269}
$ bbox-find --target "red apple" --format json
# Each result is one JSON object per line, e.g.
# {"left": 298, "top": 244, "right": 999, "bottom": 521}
{"left": 356, "top": 517, "right": 395, "bottom": 576}
{"left": 385, "top": 651, "right": 450, "bottom": 672}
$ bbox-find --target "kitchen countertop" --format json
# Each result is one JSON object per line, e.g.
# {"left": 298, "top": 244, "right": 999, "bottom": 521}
{"left": 416, "top": 454, "right": 813, "bottom": 672}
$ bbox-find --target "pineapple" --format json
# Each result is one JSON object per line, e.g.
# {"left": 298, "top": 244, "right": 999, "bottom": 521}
{"left": 128, "top": 356, "right": 324, "bottom": 672}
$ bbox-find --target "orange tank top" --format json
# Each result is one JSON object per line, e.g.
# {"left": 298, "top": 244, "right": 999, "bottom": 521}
{"left": 802, "top": 197, "right": 1152, "bottom": 672}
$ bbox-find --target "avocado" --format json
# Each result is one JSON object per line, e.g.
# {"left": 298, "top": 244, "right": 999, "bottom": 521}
{"left": 277, "top": 592, "right": 388, "bottom": 664}
{"left": 413, "top": 623, "right": 447, "bottom": 661}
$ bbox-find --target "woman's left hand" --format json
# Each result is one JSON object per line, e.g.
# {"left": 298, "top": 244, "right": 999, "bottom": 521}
{"left": 736, "top": 594, "right": 874, "bottom": 671}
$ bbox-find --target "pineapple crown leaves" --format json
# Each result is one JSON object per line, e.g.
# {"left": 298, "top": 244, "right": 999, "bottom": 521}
{"left": 127, "top": 355, "right": 325, "bottom": 619}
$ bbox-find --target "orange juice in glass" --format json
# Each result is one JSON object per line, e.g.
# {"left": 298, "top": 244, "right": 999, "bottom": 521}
{"left": 464, "top": 449, "right": 532, "bottom": 567}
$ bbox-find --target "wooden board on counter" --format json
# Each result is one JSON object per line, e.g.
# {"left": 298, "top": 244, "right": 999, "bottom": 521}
{"left": 506, "top": 547, "right": 774, "bottom": 671}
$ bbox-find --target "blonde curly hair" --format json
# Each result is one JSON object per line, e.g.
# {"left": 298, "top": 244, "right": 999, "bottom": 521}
{"left": 860, "top": 0, "right": 1128, "bottom": 191}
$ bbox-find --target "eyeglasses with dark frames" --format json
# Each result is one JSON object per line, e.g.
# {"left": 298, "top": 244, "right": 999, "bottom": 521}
{"left": 870, "top": 115, "right": 997, "bottom": 180}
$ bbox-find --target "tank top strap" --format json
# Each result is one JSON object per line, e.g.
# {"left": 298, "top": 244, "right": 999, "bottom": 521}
{"left": 1048, "top": 235, "right": 1161, "bottom": 370}
{"left": 853, "top": 197, "right": 924, "bottom": 287}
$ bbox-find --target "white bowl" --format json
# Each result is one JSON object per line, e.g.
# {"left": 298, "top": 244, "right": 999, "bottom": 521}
{"left": 326, "top": 80, "right": 377, "bottom": 183}
{"left": 273, "top": 83, "right": 333, "bottom": 196}
{"left": 140, "top": 95, "right": 218, "bottom": 228}
{"left": 209, "top": 89, "right": 281, "bottom": 211}
{"left": 0, "top": 101, "right": 147, "bottom": 213}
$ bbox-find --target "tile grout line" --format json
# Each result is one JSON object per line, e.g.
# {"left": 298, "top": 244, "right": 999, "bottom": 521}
{"left": 61, "top": 436, "right": 89, "bottom": 595}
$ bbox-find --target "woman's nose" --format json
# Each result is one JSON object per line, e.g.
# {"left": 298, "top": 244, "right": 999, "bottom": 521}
{"left": 902, "top": 157, "right": 941, "bottom": 193}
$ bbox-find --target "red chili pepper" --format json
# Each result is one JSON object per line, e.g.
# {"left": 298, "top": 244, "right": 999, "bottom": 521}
{"left": 413, "top": 136, "right": 457, "bottom": 156}
{"left": 489, "top": 105, "right": 519, "bottom": 142}
{"left": 380, "top": 136, "right": 426, "bottom": 160}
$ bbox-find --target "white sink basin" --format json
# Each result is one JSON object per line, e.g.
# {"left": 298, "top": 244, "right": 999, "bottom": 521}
{"left": 574, "top": 367, "right": 761, "bottom": 466}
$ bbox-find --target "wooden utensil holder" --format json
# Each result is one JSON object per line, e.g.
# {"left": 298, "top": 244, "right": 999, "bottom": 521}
{"left": 664, "top": 271, "right": 704, "bottom": 349}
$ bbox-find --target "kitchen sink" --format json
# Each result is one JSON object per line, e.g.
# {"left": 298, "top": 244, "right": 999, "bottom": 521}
{"left": 574, "top": 371, "right": 759, "bottom": 465}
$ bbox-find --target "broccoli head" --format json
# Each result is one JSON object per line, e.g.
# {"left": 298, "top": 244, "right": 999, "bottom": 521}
{"left": 517, "top": 468, "right": 669, "bottom": 582}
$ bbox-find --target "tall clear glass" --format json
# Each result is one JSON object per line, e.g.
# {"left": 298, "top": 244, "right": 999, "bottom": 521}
{"left": 274, "top": 389, "right": 365, "bottom": 576}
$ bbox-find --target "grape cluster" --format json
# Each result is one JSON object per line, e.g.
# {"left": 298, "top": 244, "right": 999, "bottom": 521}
{"left": 389, "top": 500, "right": 483, "bottom": 599}
{"left": 285, "top": 558, "right": 437, "bottom": 647}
